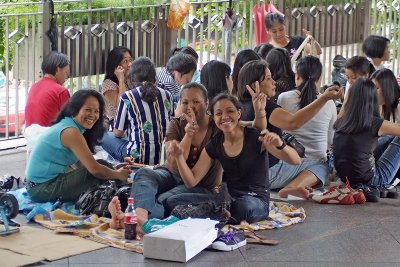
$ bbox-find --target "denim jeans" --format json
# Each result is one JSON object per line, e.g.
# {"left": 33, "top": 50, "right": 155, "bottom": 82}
{"left": 101, "top": 131, "right": 129, "bottom": 163}
{"left": 230, "top": 195, "right": 269, "bottom": 224}
{"left": 131, "top": 167, "right": 182, "bottom": 219}
{"left": 368, "top": 136, "right": 400, "bottom": 186}
{"left": 373, "top": 135, "right": 395, "bottom": 159}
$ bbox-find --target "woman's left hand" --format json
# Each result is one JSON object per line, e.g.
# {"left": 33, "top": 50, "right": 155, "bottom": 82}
{"left": 259, "top": 130, "right": 282, "bottom": 147}
{"left": 246, "top": 81, "right": 267, "bottom": 115}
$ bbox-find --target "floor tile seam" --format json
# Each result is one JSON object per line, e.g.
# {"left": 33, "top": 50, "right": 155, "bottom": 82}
{"left": 243, "top": 219, "right": 382, "bottom": 257}
{"left": 378, "top": 219, "right": 400, "bottom": 246}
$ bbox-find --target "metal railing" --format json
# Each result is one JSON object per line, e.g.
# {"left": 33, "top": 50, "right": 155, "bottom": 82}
{"left": 1, "top": 0, "right": 399, "bottom": 141}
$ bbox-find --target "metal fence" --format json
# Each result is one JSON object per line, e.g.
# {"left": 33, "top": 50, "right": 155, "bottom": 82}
{"left": 0, "top": 0, "right": 399, "bottom": 141}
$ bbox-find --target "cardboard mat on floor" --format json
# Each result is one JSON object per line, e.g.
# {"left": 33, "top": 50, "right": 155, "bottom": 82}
{"left": 0, "top": 225, "right": 107, "bottom": 267}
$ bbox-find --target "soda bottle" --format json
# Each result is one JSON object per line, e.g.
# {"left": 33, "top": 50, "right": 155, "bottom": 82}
{"left": 124, "top": 197, "right": 137, "bottom": 240}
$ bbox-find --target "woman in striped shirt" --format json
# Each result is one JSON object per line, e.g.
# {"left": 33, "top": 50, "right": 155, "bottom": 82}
{"left": 101, "top": 57, "right": 175, "bottom": 165}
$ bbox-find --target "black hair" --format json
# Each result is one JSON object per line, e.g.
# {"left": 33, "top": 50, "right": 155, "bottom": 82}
{"left": 41, "top": 52, "right": 69, "bottom": 76}
{"left": 344, "top": 56, "right": 375, "bottom": 77}
{"left": 334, "top": 79, "right": 380, "bottom": 134}
{"left": 128, "top": 56, "right": 158, "bottom": 103}
{"left": 265, "top": 12, "right": 286, "bottom": 30}
{"left": 254, "top": 43, "right": 274, "bottom": 60}
{"left": 104, "top": 46, "right": 132, "bottom": 84}
{"left": 210, "top": 93, "right": 242, "bottom": 115}
{"left": 295, "top": 56, "right": 322, "bottom": 109}
{"left": 231, "top": 49, "right": 261, "bottom": 96}
{"left": 370, "top": 69, "right": 400, "bottom": 122}
{"left": 166, "top": 53, "right": 197, "bottom": 75}
{"left": 362, "top": 35, "right": 390, "bottom": 58}
{"left": 200, "top": 60, "right": 231, "bottom": 101}
{"left": 236, "top": 60, "right": 268, "bottom": 101}
{"left": 54, "top": 89, "right": 105, "bottom": 153}
{"left": 179, "top": 46, "right": 199, "bottom": 61}
{"left": 266, "top": 48, "right": 295, "bottom": 81}
{"left": 180, "top": 82, "right": 208, "bottom": 102}
{"left": 168, "top": 47, "right": 182, "bottom": 59}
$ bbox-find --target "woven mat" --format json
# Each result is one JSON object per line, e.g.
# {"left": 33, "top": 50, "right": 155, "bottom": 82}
{"left": 33, "top": 201, "right": 305, "bottom": 254}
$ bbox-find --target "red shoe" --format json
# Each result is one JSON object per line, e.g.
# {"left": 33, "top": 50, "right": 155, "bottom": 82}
{"left": 311, "top": 186, "right": 355, "bottom": 205}
{"left": 338, "top": 178, "right": 366, "bottom": 204}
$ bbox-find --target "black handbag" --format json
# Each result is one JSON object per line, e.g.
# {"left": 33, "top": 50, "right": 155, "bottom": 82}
{"left": 282, "top": 132, "right": 306, "bottom": 158}
{"left": 75, "top": 181, "right": 118, "bottom": 217}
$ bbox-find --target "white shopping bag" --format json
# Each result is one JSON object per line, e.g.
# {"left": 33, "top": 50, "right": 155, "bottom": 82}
{"left": 143, "top": 218, "right": 219, "bottom": 262}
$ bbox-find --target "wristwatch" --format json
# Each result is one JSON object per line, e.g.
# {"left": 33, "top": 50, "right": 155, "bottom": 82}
{"left": 276, "top": 139, "right": 287, "bottom": 150}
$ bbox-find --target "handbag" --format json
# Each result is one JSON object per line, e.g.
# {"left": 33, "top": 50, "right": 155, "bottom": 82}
{"left": 282, "top": 132, "right": 306, "bottom": 158}
{"left": 170, "top": 183, "right": 233, "bottom": 224}
{"left": 75, "top": 181, "right": 118, "bottom": 217}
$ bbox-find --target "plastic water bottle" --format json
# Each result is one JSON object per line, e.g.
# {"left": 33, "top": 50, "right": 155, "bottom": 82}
{"left": 124, "top": 197, "right": 137, "bottom": 240}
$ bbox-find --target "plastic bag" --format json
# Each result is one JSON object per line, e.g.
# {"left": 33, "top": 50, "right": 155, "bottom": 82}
{"left": 167, "top": 0, "right": 191, "bottom": 31}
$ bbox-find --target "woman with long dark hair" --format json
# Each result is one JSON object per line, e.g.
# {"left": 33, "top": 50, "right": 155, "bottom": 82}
{"left": 370, "top": 69, "right": 400, "bottom": 169}
{"left": 200, "top": 60, "right": 233, "bottom": 100}
{"left": 102, "top": 57, "right": 175, "bottom": 165}
{"left": 333, "top": 79, "right": 400, "bottom": 189}
{"left": 278, "top": 56, "right": 337, "bottom": 161}
{"left": 25, "top": 90, "right": 131, "bottom": 203}
{"left": 265, "top": 48, "right": 295, "bottom": 102}
{"left": 237, "top": 59, "right": 342, "bottom": 199}
{"left": 101, "top": 46, "right": 132, "bottom": 129}
{"left": 168, "top": 93, "right": 300, "bottom": 224}
{"left": 370, "top": 69, "right": 400, "bottom": 123}
{"left": 231, "top": 49, "right": 261, "bottom": 96}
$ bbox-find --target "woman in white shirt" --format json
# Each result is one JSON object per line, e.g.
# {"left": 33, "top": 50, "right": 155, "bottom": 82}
{"left": 278, "top": 56, "right": 337, "bottom": 161}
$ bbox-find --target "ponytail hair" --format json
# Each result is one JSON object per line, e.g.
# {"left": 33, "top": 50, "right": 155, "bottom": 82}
{"left": 295, "top": 56, "right": 322, "bottom": 109}
{"left": 128, "top": 57, "right": 159, "bottom": 102}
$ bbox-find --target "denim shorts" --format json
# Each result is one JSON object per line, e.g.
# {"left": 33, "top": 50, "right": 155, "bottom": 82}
{"left": 269, "top": 158, "right": 330, "bottom": 189}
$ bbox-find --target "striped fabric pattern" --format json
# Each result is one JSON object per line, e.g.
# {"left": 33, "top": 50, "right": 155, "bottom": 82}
{"left": 156, "top": 67, "right": 181, "bottom": 97}
{"left": 114, "top": 86, "right": 174, "bottom": 165}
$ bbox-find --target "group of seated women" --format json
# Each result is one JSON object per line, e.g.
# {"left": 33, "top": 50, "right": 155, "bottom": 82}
{"left": 25, "top": 12, "right": 400, "bottom": 233}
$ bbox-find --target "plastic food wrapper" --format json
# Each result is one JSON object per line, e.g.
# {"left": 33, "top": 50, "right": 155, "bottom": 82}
{"left": 167, "top": 0, "right": 191, "bottom": 30}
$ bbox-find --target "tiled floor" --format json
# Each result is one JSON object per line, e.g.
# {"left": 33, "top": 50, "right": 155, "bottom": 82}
{"left": 1, "top": 144, "right": 400, "bottom": 267}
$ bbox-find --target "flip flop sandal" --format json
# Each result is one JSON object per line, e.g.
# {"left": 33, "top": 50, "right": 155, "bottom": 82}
{"left": 246, "top": 234, "right": 279, "bottom": 246}
{"left": 243, "top": 231, "right": 279, "bottom": 245}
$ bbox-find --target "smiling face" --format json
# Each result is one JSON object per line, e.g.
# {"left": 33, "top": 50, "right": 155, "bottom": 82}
{"left": 119, "top": 52, "right": 133, "bottom": 73}
{"left": 258, "top": 68, "right": 276, "bottom": 98}
{"left": 212, "top": 98, "right": 241, "bottom": 133}
{"left": 73, "top": 96, "right": 100, "bottom": 129}
{"left": 180, "top": 87, "right": 208, "bottom": 122}
{"left": 267, "top": 22, "right": 287, "bottom": 45}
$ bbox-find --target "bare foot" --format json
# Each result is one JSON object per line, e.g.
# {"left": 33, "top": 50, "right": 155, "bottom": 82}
{"left": 135, "top": 207, "right": 149, "bottom": 236}
{"left": 108, "top": 196, "right": 125, "bottom": 229}
{"left": 278, "top": 186, "right": 313, "bottom": 199}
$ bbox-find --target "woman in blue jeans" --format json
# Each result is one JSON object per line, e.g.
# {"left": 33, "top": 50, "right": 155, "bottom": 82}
{"left": 333, "top": 79, "right": 400, "bottom": 187}
{"left": 168, "top": 93, "right": 300, "bottom": 224}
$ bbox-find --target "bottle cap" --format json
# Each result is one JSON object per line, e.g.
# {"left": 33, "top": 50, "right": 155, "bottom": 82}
{"left": 128, "top": 197, "right": 134, "bottom": 204}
